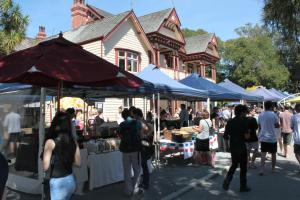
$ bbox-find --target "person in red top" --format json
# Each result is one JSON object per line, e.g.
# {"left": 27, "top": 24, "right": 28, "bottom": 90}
{"left": 279, "top": 105, "right": 293, "bottom": 158}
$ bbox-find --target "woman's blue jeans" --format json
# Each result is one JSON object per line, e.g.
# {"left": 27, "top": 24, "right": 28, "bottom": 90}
{"left": 50, "top": 174, "right": 76, "bottom": 200}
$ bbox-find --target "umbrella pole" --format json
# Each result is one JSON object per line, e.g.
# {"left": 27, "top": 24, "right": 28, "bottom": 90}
{"left": 57, "top": 81, "right": 62, "bottom": 111}
{"left": 38, "top": 87, "right": 46, "bottom": 196}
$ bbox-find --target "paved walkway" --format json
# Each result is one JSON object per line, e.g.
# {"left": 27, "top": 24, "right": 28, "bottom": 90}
{"left": 9, "top": 152, "right": 230, "bottom": 200}
{"left": 178, "top": 152, "right": 300, "bottom": 200}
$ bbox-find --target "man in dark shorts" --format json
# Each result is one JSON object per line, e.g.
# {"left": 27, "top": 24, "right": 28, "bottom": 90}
{"left": 3, "top": 107, "right": 21, "bottom": 156}
{"left": 0, "top": 152, "right": 8, "bottom": 199}
{"left": 291, "top": 104, "right": 300, "bottom": 172}
{"left": 279, "top": 105, "right": 293, "bottom": 158}
{"left": 245, "top": 108, "right": 259, "bottom": 168}
{"left": 258, "top": 101, "right": 280, "bottom": 175}
{"left": 223, "top": 105, "right": 251, "bottom": 192}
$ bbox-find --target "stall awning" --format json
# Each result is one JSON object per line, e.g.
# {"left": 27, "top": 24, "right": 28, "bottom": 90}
{"left": 138, "top": 65, "right": 209, "bottom": 100}
{"left": 179, "top": 74, "right": 241, "bottom": 101}
{"left": 248, "top": 86, "right": 282, "bottom": 102}
{"left": 218, "top": 79, "right": 263, "bottom": 102}
{"left": 269, "top": 88, "right": 288, "bottom": 99}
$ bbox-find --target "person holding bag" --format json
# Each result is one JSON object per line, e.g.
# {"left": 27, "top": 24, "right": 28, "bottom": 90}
{"left": 42, "top": 112, "right": 81, "bottom": 200}
{"left": 193, "top": 110, "right": 213, "bottom": 166}
{"left": 133, "top": 108, "right": 154, "bottom": 190}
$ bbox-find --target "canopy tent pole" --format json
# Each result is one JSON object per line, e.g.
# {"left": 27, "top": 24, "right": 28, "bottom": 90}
{"left": 143, "top": 97, "right": 146, "bottom": 117}
{"left": 207, "top": 98, "right": 211, "bottom": 114}
{"left": 152, "top": 94, "right": 158, "bottom": 169}
{"left": 83, "top": 98, "right": 87, "bottom": 134}
{"left": 38, "top": 87, "right": 46, "bottom": 197}
{"left": 157, "top": 92, "right": 161, "bottom": 167}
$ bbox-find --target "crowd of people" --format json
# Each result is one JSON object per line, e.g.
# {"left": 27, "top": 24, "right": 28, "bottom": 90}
{"left": 222, "top": 102, "right": 300, "bottom": 192}
{"left": 1, "top": 101, "right": 300, "bottom": 199}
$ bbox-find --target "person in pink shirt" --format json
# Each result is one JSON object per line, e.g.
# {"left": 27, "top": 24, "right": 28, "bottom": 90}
{"left": 279, "top": 105, "right": 293, "bottom": 158}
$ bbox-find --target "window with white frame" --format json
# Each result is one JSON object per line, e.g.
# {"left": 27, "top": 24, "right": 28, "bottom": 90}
{"left": 117, "top": 49, "right": 139, "bottom": 72}
{"left": 127, "top": 52, "right": 138, "bottom": 72}
{"left": 123, "top": 98, "right": 133, "bottom": 108}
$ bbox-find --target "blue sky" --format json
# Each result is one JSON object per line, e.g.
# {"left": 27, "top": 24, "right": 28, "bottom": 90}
{"left": 15, "top": 0, "right": 264, "bottom": 41}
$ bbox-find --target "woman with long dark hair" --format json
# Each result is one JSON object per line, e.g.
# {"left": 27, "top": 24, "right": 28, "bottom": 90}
{"left": 43, "top": 112, "right": 81, "bottom": 200}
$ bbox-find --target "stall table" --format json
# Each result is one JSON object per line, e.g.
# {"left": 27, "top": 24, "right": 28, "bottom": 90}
{"left": 73, "top": 149, "right": 88, "bottom": 194}
{"left": 88, "top": 151, "right": 123, "bottom": 190}
{"left": 87, "top": 150, "right": 154, "bottom": 190}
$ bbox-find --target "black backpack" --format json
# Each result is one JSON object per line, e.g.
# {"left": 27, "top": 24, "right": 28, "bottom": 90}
{"left": 119, "top": 119, "right": 141, "bottom": 152}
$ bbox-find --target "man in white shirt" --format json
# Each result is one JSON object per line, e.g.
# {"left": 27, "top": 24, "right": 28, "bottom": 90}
{"left": 258, "top": 101, "right": 280, "bottom": 175}
{"left": 222, "top": 107, "right": 231, "bottom": 121}
{"left": 117, "top": 106, "right": 124, "bottom": 125}
{"left": 291, "top": 103, "right": 300, "bottom": 172}
{"left": 3, "top": 107, "right": 21, "bottom": 156}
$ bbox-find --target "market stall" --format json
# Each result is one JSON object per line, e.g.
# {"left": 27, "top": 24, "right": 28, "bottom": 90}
{"left": 0, "top": 35, "right": 147, "bottom": 195}
{"left": 218, "top": 79, "right": 264, "bottom": 102}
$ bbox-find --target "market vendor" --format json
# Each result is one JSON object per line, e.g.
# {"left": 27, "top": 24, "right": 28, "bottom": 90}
{"left": 179, "top": 104, "right": 189, "bottom": 127}
{"left": 156, "top": 109, "right": 168, "bottom": 135}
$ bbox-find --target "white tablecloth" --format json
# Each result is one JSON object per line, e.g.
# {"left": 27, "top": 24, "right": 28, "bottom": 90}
{"left": 88, "top": 151, "right": 124, "bottom": 190}
{"left": 87, "top": 151, "right": 154, "bottom": 190}
{"left": 73, "top": 149, "right": 88, "bottom": 194}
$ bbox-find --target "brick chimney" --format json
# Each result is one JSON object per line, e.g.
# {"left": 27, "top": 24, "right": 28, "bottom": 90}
{"left": 71, "top": 0, "right": 88, "bottom": 29}
{"left": 36, "top": 26, "right": 46, "bottom": 39}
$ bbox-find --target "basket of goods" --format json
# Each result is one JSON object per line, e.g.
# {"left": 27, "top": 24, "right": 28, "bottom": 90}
{"left": 163, "top": 129, "right": 173, "bottom": 141}
{"left": 87, "top": 141, "right": 98, "bottom": 154}
{"left": 180, "top": 127, "right": 198, "bottom": 133}
{"left": 107, "top": 138, "right": 121, "bottom": 150}
{"left": 172, "top": 130, "right": 193, "bottom": 143}
{"left": 100, "top": 122, "right": 119, "bottom": 138}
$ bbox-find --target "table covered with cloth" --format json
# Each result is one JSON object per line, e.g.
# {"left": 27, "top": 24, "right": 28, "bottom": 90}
{"left": 87, "top": 150, "right": 153, "bottom": 190}
{"left": 87, "top": 151, "right": 123, "bottom": 190}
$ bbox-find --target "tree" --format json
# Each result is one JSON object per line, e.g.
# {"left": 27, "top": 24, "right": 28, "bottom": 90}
{"left": 263, "top": 0, "right": 300, "bottom": 92}
{"left": 0, "top": 0, "right": 29, "bottom": 56}
{"left": 221, "top": 24, "right": 289, "bottom": 89}
{"left": 181, "top": 28, "right": 207, "bottom": 38}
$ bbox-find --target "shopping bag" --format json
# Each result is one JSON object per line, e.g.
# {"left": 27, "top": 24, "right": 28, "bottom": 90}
{"left": 209, "top": 134, "right": 218, "bottom": 150}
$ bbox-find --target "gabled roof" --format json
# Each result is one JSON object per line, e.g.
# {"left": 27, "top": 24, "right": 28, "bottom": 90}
{"left": 138, "top": 8, "right": 173, "bottom": 34}
{"left": 14, "top": 37, "right": 38, "bottom": 51}
{"left": 87, "top": 4, "right": 114, "bottom": 18}
{"left": 184, "top": 33, "right": 214, "bottom": 54}
{"left": 63, "top": 11, "right": 130, "bottom": 43}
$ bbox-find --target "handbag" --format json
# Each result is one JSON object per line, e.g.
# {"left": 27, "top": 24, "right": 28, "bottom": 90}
{"left": 204, "top": 120, "right": 215, "bottom": 136}
{"left": 204, "top": 120, "right": 219, "bottom": 150}
{"left": 42, "top": 154, "right": 55, "bottom": 200}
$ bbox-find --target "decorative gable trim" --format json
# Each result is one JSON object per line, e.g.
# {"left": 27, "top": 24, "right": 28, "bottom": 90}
{"left": 103, "top": 11, "right": 155, "bottom": 58}
{"left": 86, "top": 4, "right": 104, "bottom": 20}
{"left": 167, "top": 8, "right": 181, "bottom": 27}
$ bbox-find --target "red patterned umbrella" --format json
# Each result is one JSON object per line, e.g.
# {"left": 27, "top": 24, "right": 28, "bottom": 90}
{"left": 0, "top": 33, "right": 143, "bottom": 109}
{"left": 0, "top": 33, "right": 143, "bottom": 88}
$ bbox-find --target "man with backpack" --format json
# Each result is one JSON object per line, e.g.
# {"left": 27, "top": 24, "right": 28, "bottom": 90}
{"left": 119, "top": 108, "right": 142, "bottom": 196}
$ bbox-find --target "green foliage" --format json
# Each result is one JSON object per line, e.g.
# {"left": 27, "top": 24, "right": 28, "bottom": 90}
{"left": 0, "top": 0, "right": 29, "bottom": 56}
{"left": 263, "top": 0, "right": 300, "bottom": 92}
{"left": 181, "top": 28, "right": 207, "bottom": 38}
{"left": 221, "top": 24, "right": 289, "bottom": 89}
